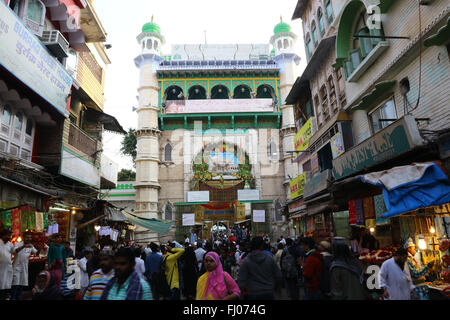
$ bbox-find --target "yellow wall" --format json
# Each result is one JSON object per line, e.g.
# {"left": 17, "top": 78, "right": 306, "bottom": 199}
{"left": 76, "top": 51, "right": 105, "bottom": 109}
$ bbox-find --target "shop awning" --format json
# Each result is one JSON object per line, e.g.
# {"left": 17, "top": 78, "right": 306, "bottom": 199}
{"left": 107, "top": 207, "right": 128, "bottom": 222}
{"left": 351, "top": 81, "right": 396, "bottom": 111}
{"left": 85, "top": 108, "right": 126, "bottom": 134}
{"left": 235, "top": 219, "right": 251, "bottom": 224}
{"left": 120, "top": 210, "right": 174, "bottom": 235}
{"left": 360, "top": 161, "right": 450, "bottom": 218}
{"left": 424, "top": 16, "right": 450, "bottom": 47}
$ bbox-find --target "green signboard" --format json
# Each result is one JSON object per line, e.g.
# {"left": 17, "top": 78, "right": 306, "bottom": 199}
{"left": 332, "top": 116, "right": 425, "bottom": 180}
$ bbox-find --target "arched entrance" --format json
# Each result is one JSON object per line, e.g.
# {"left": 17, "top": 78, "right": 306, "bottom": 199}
{"left": 175, "top": 141, "right": 255, "bottom": 242}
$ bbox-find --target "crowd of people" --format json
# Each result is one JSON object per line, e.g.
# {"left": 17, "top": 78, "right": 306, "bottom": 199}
{"left": 0, "top": 226, "right": 431, "bottom": 300}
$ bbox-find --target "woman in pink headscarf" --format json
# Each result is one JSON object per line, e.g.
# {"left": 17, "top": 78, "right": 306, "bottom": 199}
{"left": 196, "top": 251, "right": 240, "bottom": 300}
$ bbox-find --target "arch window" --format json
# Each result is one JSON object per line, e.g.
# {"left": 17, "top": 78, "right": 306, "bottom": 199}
{"left": 233, "top": 85, "right": 251, "bottom": 99}
{"left": 154, "top": 40, "right": 159, "bottom": 50}
{"left": 14, "top": 112, "right": 23, "bottom": 131}
{"left": 1, "top": 106, "right": 12, "bottom": 126}
{"left": 164, "top": 203, "right": 173, "bottom": 221}
{"left": 256, "top": 85, "right": 274, "bottom": 99}
{"left": 165, "top": 86, "right": 184, "bottom": 101}
{"left": 188, "top": 86, "right": 207, "bottom": 100}
{"left": 283, "top": 39, "right": 289, "bottom": 49}
{"left": 146, "top": 39, "right": 152, "bottom": 50}
{"left": 325, "top": 0, "right": 333, "bottom": 23}
{"left": 305, "top": 34, "right": 313, "bottom": 59}
{"left": 277, "top": 40, "right": 282, "bottom": 50}
{"left": 311, "top": 21, "right": 318, "bottom": 46}
{"left": 142, "top": 41, "right": 145, "bottom": 49}
{"left": 318, "top": 8, "right": 325, "bottom": 36}
{"left": 268, "top": 140, "right": 279, "bottom": 161}
{"left": 163, "top": 143, "right": 173, "bottom": 162}
{"left": 211, "top": 85, "right": 229, "bottom": 99}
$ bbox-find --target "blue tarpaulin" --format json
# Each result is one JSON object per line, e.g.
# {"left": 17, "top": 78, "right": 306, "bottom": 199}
{"left": 359, "top": 162, "right": 450, "bottom": 218}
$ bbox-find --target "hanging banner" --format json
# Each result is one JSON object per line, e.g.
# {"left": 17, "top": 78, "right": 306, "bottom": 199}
{"left": 348, "top": 200, "right": 357, "bottom": 225}
{"left": 330, "top": 132, "right": 345, "bottom": 159}
{"left": 253, "top": 210, "right": 265, "bottom": 223}
{"left": 238, "top": 190, "right": 260, "bottom": 201}
{"left": 290, "top": 173, "right": 306, "bottom": 200}
{"left": 11, "top": 208, "right": 20, "bottom": 242}
{"left": 294, "top": 118, "right": 313, "bottom": 152}
{"left": 187, "top": 191, "right": 210, "bottom": 203}
{"left": 35, "top": 212, "right": 44, "bottom": 232}
{"left": 182, "top": 214, "right": 195, "bottom": 226}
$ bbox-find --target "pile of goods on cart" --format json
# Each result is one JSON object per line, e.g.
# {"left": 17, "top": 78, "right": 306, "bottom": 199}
{"left": 358, "top": 245, "right": 402, "bottom": 264}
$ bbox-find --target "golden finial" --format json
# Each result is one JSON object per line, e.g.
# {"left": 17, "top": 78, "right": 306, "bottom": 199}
{"left": 280, "top": 15, "right": 283, "bottom": 23}
{"left": 151, "top": 15, "right": 154, "bottom": 23}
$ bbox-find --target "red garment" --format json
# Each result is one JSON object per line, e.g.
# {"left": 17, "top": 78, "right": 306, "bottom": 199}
{"left": 229, "top": 236, "right": 236, "bottom": 243}
{"left": 302, "top": 250, "right": 322, "bottom": 292}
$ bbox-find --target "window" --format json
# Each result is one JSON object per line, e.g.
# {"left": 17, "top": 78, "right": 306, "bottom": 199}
{"left": 328, "top": 76, "right": 337, "bottom": 112}
{"left": 305, "top": 34, "right": 313, "bottom": 59}
{"left": 233, "top": 85, "right": 251, "bottom": 99}
{"left": 256, "top": 85, "right": 274, "bottom": 99}
{"left": 369, "top": 97, "right": 397, "bottom": 134}
{"left": 268, "top": 140, "right": 279, "bottom": 161}
{"left": 14, "top": 112, "right": 23, "bottom": 131}
{"left": 325, "top": 0, "right": 333, "bottom": 23}
{"left": 26, "top": 0, "right": 45, "bottom": 25}
{"left": 283, "top": 39, "right": 289, "bottom": 49}
{"left": 154, "top": 41, "right": 158, "bottom": 50}
{"left": 318, "top": 8, "right": 325, "bottom": 36}
{"left": 278, "top": 40, "right": 282, "bottom": 50}
{"left": 320, "top": 85, "right": 329, "bottom": 119}
{"left": 165, "top": 86, "right": 184, "bottom": 101}
{"left": 25, "top": 119, "right": 33, "bottom": 136}
{"left": 66, "top": 49, "right": 78, "bottom": 76}
{"left": 146, "top": 39, "right": 152, "bottom": 50}
{"left": 211, "top": 85, "right": 229, "bottom": 99}
{"left": 311, "top": 22, "right": 318, "bottom": 46}
{"left": 164, "top": 143, "right": 173, "bottom": 162}
{"left": 1, "top": 106, "right": 12, "bottom": 125}
{"left": 188, "top": 86, "right": 207, "bottom": 100}
{"left": 165, "top": 204, "right": 173, "bottom": 221}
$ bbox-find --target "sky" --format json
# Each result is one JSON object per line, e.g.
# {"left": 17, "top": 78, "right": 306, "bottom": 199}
{"left": 93, "top": 0, "right": 307, "bottom": 171}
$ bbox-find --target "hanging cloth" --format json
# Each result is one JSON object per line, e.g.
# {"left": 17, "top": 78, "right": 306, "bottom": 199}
{"left": 373, "top": 195, "right": 389, "bottom": 225}
{"left": 354, "top": 199, "right": 365, "bottom": 226}
{"left": 348, "top": 200, "right": 357, "bottom": 225}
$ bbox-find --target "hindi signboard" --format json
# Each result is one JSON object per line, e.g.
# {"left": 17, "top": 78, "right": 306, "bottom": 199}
{"left": 252, "top": 210, "right": 266, "bottom": 223}
{"left": 294, "top": 118, "right": 313, "bottom": 152}
{"left": 289, "top": 173, "right": 306, "bottom": 200}
{"left": 238, "top": 189, "right": 260, "bottom": 201}
{"left": 182, "top": 214, "right": 195, "bottom": 226}
{"left": 187, "top": 191, "right": 210, "bottom": 203}
{"left": 0, "top": 2, "right": 73, "bottom": 116}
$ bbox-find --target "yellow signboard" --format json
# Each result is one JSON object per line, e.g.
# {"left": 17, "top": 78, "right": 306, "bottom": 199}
{"left": 290, "top": 173, "right": 306, "bottom": 200}
{"left": 294, "top": 118, "right": 313, "bottom": 152}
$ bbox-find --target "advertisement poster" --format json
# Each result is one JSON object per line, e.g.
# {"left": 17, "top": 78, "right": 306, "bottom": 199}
{"left": 330, "top": 132, "right": 345, "bottom": 159}
{"left": 294, "top": 118, "right": 313, "bottom": 152}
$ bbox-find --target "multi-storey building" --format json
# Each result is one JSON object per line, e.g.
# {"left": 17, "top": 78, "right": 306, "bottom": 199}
{"left": 0, "top": 0, "right": 125, "bottom": 251}
{"left": 287, "top": 0, "right": 450, "bottom": 245}
{"left": 133, "top": 18, "right": 301, "bottom": 244}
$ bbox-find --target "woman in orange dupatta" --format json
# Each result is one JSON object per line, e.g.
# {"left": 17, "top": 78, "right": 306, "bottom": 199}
{"left": 196, "top": 251, "right": 240, "bottom": 300}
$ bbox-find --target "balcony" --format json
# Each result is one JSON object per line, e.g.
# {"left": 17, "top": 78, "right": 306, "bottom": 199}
{"left": 162, "top": 98, "right": 276, "bottom": 114}
{"left": 68, "top": 123, "right": 98, "bottom": 163}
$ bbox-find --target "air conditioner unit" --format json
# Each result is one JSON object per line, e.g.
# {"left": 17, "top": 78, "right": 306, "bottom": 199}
{"left": 39, "top": 30, "right": 69, "bottom": 58}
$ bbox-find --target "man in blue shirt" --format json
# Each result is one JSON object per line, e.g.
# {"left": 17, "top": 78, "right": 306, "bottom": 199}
{"left": 145, "top": 242, "right": 163, "bottom": 299}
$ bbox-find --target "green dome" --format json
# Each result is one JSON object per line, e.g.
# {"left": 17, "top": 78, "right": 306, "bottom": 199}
{"left": 142, "top": 18, "right": 161, "bottom": 34}
{"left": 274, "top": 21, "right": 291, "bottom": 35}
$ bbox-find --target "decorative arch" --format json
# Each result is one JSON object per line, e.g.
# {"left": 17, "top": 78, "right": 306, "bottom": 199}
{"left": 165, "top": 85, "right": 184, "bottom": 101}
{"left": 311, "top": 20, "right": 318, "bottom": 46}
{"left": 188, "top": 85, "right": 207, "bottom": 100}
{"left": 267, "top": 140, "right": 279, "bottom": 161}
{"left": 233, "top": 85, "right": 252, "bottom": 99}
{"left": 164, "top": 202, "right": 174, "bottom": 220}
{"left": 210, "top": 85, "right": 229, "bottom": 99}
{"left": 256, "top": 84, "right": 275, "bottom": 99}
{"left": 318, "top": 7, "right": 325, "bottom": 36}
{"left": 334, "top": 0, "right": 390, "bottom": 69}
{"left": 163, "top": 142, "right": 173, "bottom": 162}
{"left": 305, "top": 33, "right": 313, "bottom": 59}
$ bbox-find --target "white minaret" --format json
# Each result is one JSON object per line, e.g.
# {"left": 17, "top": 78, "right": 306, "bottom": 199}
{"left": 133, "top": 17, "right": 165, "bottom": 244}
{"left": 270, "top": 17, "right": 300, "bottom": 203}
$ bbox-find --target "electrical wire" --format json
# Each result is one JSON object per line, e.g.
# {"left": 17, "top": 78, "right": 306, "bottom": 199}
{"left": 407, "top": 1, "right": 423, "bottom": 114}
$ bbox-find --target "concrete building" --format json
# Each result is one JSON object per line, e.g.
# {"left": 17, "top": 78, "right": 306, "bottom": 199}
{"left": 133, "top": 18, "right": 301, "bottom": 244}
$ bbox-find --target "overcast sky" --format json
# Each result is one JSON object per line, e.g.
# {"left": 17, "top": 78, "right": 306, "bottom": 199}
{"left": 94, "top": 0, "right": 306, "bottom": 171}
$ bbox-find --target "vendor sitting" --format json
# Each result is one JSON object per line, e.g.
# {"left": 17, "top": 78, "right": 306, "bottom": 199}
{"left": 406, "top": 238, "right": 434, "bottom": 300}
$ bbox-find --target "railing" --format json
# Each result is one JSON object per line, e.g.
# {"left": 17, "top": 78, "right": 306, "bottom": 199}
{"left": 68, "top": 123, "right": 97, "bottom": 162}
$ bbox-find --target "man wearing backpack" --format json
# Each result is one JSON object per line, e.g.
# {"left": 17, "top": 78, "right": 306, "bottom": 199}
{"left": 299, "top": 237, "right": 323, "bottom": 300}
{"left": 280, "top": 238, "right": 302, "bottom": 300}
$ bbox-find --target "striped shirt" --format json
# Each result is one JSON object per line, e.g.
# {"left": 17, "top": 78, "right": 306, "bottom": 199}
{"left": 83, "top": 269, "right": 115, "bottom": 300}
{"left": 106, "top": 275, "right": 152, "bottom": 300}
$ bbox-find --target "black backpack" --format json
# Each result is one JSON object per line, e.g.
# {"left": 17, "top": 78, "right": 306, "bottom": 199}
{"left": 151, "top": 256, "right": 172, "bottom": 297}
{"left": 315, "top": 253, "right": 332, "bottom": 298}
{"left": 281, "top": 250, "right": 298, "bottom": 279}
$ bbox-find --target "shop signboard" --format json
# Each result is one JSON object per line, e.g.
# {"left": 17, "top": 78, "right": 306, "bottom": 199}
{"left": 289, "top": 173, "right": 306, "bottom": 200}
{"left": 288, "top": 199, "right": 306, "bottom": 214}
{"left": 303, "top": 169, "right": 331, "bottom": 199}
{"left": 253, "top": 210, "right": 265, "bottom": 223}
{"left": 60, "top": 147, "right": 100, "bottom": 188}
{"left": 330, "top": 131, "right": 345, "bottom": 159}
{"left": 332, "top": 115, "right": 425, "bottom": 180}
{"left": 187, "top": 191, "right": 210, "bottom": 203}
{"left": 238, "top": 189, "right": 260, "bottom": 201}
{"left": 182, "top": 213, "right": 195, "bottom": 226}
{"left": 0, "top": 2, "right": 73, "bottom": 117}
{"left": 165, "top": 99, "right": 273, "bottom": 114}
{"left": 294, "top": 118, "right": 313, "bottom": 152}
